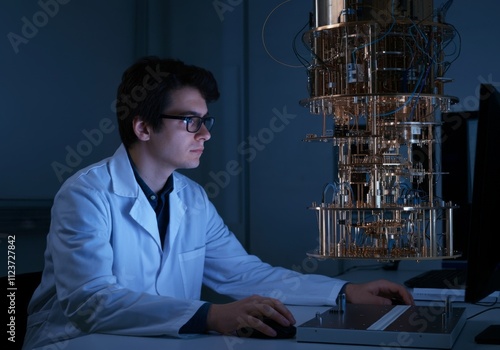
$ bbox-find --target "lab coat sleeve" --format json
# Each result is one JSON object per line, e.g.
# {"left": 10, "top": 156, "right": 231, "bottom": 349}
{"left": 48, "top": 181, "right": 204, "bottom": 337}
{"left": 200, "top": 198, "right": 347, "bottom": 306}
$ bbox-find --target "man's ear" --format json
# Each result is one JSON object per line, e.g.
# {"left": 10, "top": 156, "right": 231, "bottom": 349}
{"left": 132, "top": 116, "right": 152, "bottom": 141}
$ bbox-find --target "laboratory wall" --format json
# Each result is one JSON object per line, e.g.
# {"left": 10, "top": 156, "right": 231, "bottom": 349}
{"left": 1, "top": 0, "right": 499, "bottom": 279}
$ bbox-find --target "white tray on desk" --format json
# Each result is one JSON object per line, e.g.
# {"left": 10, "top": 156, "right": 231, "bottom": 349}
{"left": 411, "top": 288, "right": 499, "bottom": 303}
{"left": 296, "top": 304, "right": 467, "bottom": 349}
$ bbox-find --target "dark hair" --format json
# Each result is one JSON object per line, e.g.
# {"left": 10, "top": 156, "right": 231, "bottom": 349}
{"left": 115, "top": 56, "right": 220, "bottom": 148}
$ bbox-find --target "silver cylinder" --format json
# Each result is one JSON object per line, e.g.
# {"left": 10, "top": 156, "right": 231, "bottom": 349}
{"left": 313, "top": 0, "right": 434, "bottom": 28}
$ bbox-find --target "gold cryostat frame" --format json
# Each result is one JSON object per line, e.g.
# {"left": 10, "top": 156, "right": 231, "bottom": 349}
{"left": 301, "top": 0, "right": 460, "bottom": 260}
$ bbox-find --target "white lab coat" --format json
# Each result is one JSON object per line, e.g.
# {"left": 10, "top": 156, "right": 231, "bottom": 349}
{"left": 23, "top": 145, "right": 346, "bottom": 349}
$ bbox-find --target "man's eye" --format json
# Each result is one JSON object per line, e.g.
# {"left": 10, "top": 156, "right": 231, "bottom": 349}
{"left": 184, "top": 117, "right": 194, "bottom": 124}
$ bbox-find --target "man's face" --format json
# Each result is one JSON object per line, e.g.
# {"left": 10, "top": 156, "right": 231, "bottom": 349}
{"left": 147, "top": 86, "right": 211, "bottom": 174}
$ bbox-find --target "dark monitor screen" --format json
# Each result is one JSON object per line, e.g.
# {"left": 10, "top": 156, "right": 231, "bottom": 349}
{"left": 464, "top": 84, "right": 500, "bottom": 303}
{"left": 441, "top": 110, "right": 477, "bottom": 260}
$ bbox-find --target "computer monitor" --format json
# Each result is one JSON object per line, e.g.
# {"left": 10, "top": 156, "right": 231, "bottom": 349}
{"left": 441, "top": 109, "right": 477, "bottom": 261}
{"left": 464, "top": 84, "right": 500, "bottom": 303}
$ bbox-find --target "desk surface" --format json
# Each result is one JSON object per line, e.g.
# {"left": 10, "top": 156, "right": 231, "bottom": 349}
{"left": 33, "top": 269, "right": 500, "bottom": 350}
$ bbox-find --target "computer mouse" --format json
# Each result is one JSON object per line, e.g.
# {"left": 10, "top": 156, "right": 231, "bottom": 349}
{"left": 391, "top": 297, "right": 406, "bottom": 305}
{"left": 237, "top": 316, "right": 297, "bottom": 339}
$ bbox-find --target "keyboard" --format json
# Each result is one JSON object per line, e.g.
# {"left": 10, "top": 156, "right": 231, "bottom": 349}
{"left": 404, "top": 269, "right": 466, "bottom": 290}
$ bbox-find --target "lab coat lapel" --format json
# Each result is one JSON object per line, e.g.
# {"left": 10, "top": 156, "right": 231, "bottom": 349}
{"left": 109, "top": 144, "right": 161, "bottom": 248}
{"left": 156, "top": 187, "right": 186, "bottom": 296}
{"left": 129, "top": 195, "right": 161, "bottom": 247}
{"left": 166, "top": 184, "right": 186, "bottom": 253}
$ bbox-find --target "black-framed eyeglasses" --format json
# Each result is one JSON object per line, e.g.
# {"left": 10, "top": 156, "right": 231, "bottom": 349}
{"left": 160, "top": 114, "right": 215, "bottom": 133}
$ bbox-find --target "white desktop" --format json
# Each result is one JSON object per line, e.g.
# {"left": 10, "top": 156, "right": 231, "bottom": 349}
{"left": 32, "top": 267, "right": 500, "bottom": 350}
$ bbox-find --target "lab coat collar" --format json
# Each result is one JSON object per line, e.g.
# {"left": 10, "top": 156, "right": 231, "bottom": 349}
{"left": 108, "top": 144, "right": 188, "bottom": 251}
{"left": 109, "top": 144, "right": 140, "bottom": 198}
{"left": 108, "top": 145, "right": 159, "bottom": 247}
{"left": 108, "top": 144, "right": 189, "bottom": 197}
{"left": 165, "top": 175, "right": 188, "bottom": 254}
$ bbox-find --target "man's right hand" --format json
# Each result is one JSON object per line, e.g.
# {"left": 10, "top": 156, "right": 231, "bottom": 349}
{"left": 206, "top": 294, "right": 296, "bottom": 337}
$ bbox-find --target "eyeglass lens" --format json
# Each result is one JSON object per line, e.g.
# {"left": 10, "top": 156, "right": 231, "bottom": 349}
{"left": 188, "top": 117, "right": 214, "bottom": 132}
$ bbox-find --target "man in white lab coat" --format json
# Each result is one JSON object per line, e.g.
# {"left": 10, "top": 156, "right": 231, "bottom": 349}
{"left": 23, "top": 57, "right": 413, "bottom": 349}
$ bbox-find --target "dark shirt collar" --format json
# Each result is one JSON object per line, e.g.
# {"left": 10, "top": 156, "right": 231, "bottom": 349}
{"left": 126, "top": 151, "right": 173, "bottom": 209}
